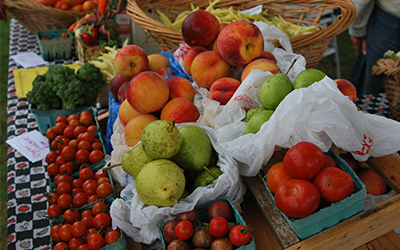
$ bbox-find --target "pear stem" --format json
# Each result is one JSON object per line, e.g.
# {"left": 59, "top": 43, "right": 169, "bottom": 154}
{"left": 286, "top": 59, "right": 297, "bottom": 75}
{"left": 203, "top": 166, "right": 218, "bottom": 179}
{"left": 168, "top": 120, "right": 176, "bottom": 133}
{"left": 102, "top": 163, "right": 122, "bottom": 171}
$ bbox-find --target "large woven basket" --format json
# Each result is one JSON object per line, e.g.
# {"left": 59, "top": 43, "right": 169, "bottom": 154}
{"left": 372, "top": 59, "right": 400, "bottom": 122}
{"left": 126, "top": 0, "right": 355, "bottom": 69}
{"left": 3, "top": 0, "right": 87, "bottom": 34}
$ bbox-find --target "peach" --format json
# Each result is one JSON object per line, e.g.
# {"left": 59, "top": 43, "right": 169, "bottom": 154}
{"left": 110, "top": 74, "right": 128, "bottom": 101}
{"left": 114, "top": 45, "right": 149, "bottom": 80}
{"left": 118, "top": 99, "right": 142, "bottom": 126}
{"left": 241, "top": 58, "right": 281, "bottom": 82}
{"left": 124, "top": 114, "right": 159, "bottom": 147}
{"left": 217, "top": 20, "right": 264, "bottom": 67}
{"left": 209, "top": 77, "right": 242, "bottom": 105}
{"left": 191, "top": 50, "right": 231, "bottom": 89}
{"left": 357, "top": 168, "right": 388, "bottom": 195}
{"left": 117, "top": 81, "right": 129, "bottom": 103}
{"left": 182, "top": 46, "right": 208, "bottom": 76}
{"left": 340, "top": 153, "right": 359, "bottom": 173}
{"left": 153, "top": 67, "right": 169, "bottom": 79}
{"left": 259, "top": 50, "right": 277, "bottom": 64}
{"left": 160, "top": 97, "right": 200, "bottom": 123}
{"left": 334, "top": 79, "right": 357, "bottom": 103}
{"left": 147, "top": 54, "right": 170, "bottom": 71}
{"left": 181, "top": 10, "right": 220, "bottom": 48}
{"left": 126, "top": 71, "right": 169, "bottom": 113}
{"left": 166, "top": 77, "right": 196, "bottom": 102}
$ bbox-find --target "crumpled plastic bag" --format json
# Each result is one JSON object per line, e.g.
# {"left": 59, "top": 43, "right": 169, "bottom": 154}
{"left": 108, "top": 121, "right": 246, "bottom": 244}
{"left": 213, "top": 66, "right": 400, "bottom": 176}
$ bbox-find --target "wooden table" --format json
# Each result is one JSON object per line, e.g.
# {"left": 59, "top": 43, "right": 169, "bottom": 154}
{"left": 243, "top": 153, "right": 400, "bottom": 249}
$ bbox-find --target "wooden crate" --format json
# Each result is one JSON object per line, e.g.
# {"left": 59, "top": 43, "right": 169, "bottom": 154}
{"left": 243, "top": 152, "right": 400, "bottom": 249}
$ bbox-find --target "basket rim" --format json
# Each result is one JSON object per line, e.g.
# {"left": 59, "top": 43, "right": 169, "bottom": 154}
{"left": 126, "top": 0, "right": 356, "bottom": 48}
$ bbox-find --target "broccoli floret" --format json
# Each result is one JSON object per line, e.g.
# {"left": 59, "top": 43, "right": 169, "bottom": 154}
{"left": 26, "top": 74, "right": 62, "bottom": 110}
{"left": 55, "top": 78, "right": 88, "bottom": 110}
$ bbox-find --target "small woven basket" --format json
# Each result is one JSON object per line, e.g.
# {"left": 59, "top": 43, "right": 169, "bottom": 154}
{"left": 126, "top": 0, "right": 355, "bottom": 69}
{"left": 3, "top": 0, "right": 87, "bottom": 34}
{"left": 372, "top": 59, "right": 400, "bottom": 121}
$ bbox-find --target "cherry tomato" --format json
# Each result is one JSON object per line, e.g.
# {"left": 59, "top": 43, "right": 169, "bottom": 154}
{"left": 57, "top": 181, "right": 72, "bottom": 195}
{"left": 283, "top": 141, "right": 325, "bottom": 180}
{"left": 56, "top": 136, "right": 70, "bottom": 151}
{"left": 323, "top": 154, "right": 337, "bottom": 168}
{"left": 57, "top": 193, "right": 72, "bottom": 209}
{"left": 46, "top": 127, "right": 57, "bottom": 141}
{"left": 46, "top": 192, "right": 59, "bottom": 205}
{"left": 72, "top": 187, "right": 83, "bottom": 195}
{"left": 82, "top": 179, "right": 96, "bottom": 190}
{"left": 55, "top": 174, "right": 73, "bottom": 185}
{"left": 87, "top": 233, "right": 105, "bottom": 249}
{"left": 68, "top": 237, "right": 85, "bottom": 250}
{"left": 96, "top": 182, "right": 113, "bottom": 198}
{"left": 80, "top": 111, "right": 92, "bottom": 117}
{"left": 72, "top": 178, "right": 83, "bottom": 189}
{"left": 53, "top": 242, "right": 68, "bottom": 250}
{"left": 105, "top": 230, "right": 121, "bottom": 244}
{"left": 59, "top": 162, "right": 74, "bottom": 175}
{"left": 167, "top": 239, "right": 190, "bottom": 249}
{"left": 91, "top": 141, "right": 103, "bottom": 151}
{"left": 63, "top": 207, "right": 81, "bottom": 224}
{"left": 211, "top": 237, "right": 233, "bottom": 249}
{"left": 275, "top": 179, "right": 321, "bottom": 219}
{"left": 97, "top": 177, "right": 110, "bottom": 186}
{"left": 87, "top": 125, "right": 98, "bottom": 133}
{"left": 81, "top": 209, "right": 94, "bottom": 218}
{"left": 71, "top": 220, "right": 88, "bottom": 237}
{"left": 47, "top": 204, "right": 63, "bottom": 218}
{"left": 93, "top": 212, "right": 111, "bottom": 229}
{"left": 77, "top": 244, "right": 90, "bottom": 250}
{"left": 74, "top": 125, "right": 87, "bottom": 138}
{"left": 53, "top": 121, "right": 67, "bottom": 135}
{"left": 208, "top": 201, "right": 233, "bottom": 222}
{"left": 209, "top": 217, "right": 229, "bottom": 238}
{"left": 72, "top": 192, "right": 88, "bottom": 208}
{"left": 67, "top": 114, "right": 80, "bottom": 123}
{"left": 80, "top": 114, "right": 94, "bottom": 127}
{"left": 45, "top": 151, "right": 59, "bottom": 165}
{"left": 81, "top": 215, "right": 94, "bottom": 229}
{"left": 47, "top": 162, "right": 60, "bottom": 177}
{"left": 69, "top": 118, "right": 80, "bottom": 128}
{"left": 229, "top": 225, "right": 252, "bottom": 247}
{"left": 59, "top": 224, "right": 73, "bottom": 242}
{"left": 56, "top": 115, "right": 68, "bottom": 124}
{"left": 92, "top": 201, "right": 107, "bottom": 215}
{"left": 83, "top": 182, "right": 97, "bottom": 196}
{"left": 81, "top": 131, "right": 96, "bottom": 144}
{"left": 50, "top": 224, "right": 62, "bottom": 242}
{"left": 87, "top": 194, "right": 100, "bottom": 204}
{"left": 192, "top": 229, "right": 214, "bottom": 249}
{"left": 79, "top": 167, "right": 94, "bottom": 181}
{"left": 176, "top": 209, "right": 198, "bottom": 224}
{"left": 63, "top": 125, "right": 75, "bottom": 139}
{"left": 174, "top": 220, "right": 194, "bottom": 240}
{"left": 94, "top": 169, "right": 108, "bottom": 181}
{"left": 89, "top": 149, "right": 104, "bottom": 164}
{"left": 266, "top": 161, "right": 293, "bottom": 194}
{"left": 77, "top": 140, "right": 92, "bottom": 151}
{"left": 69, "top": 138, "right": 79, "bottom": 149}
{"left": 84, "top": 228, "right": 98, "bottom": 242}
{"left": 55, "top": 155, "right": 67, "bottom": 165}
{"left": 76, "top": 149, "right": 90, "bottom": 163}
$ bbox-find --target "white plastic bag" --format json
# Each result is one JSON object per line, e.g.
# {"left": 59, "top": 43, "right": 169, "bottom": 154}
{"left": 109, "top": 122, "right": 246, "bottom": 244}
{"left": 214, "top": 69, "right": 400, "bottom": 177}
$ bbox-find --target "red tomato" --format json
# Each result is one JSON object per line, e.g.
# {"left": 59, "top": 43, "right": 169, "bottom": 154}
{"left": 209, "top": 217, "right": 229, "bottom": 238}
{"left": 55, "top": 115, "right": 68, "bottom": 124}
{"left": 59, "top": 162, "right": 74, "bottom": 175}
{"left": 47, "top": 162, "right": 60, "bottom": 177}
{"left": 208, "top": 201, "right": 233, "bottom": 222}
{"left": 50, "top": 224, "right": 62, "bottom": 242}
{"left": 174, "top": 220, "right": 194, "bottom": 240}
{"left": 94, "top": 169, "right": 108, "bottom": 181}
{"left": 96, "top": 182, "right": 113, "bottom": 198}
{"left": 81, "top": 131, "right": 96, "bottom": 144}
{"left": 313, "top": 166, "right": 354, "bottom": 204}
{"left": 74, "top": 126, "right": 87, "bottom": 138}
{"left": 81, "top": 215, "right": 94, "bottom": 229}
{"left": 87, "top": 125, "right": 98, "bottom": 133}
{"left": 77, "top": 140, "right": 91, "bottom": 151}
{"left": 176, "top": 209, "right": 198, "bottom": 224}
{"left": 192, "top": 229, "right": 214, "bottom": 249}
{"left": 53, "top": 121, "right": 67, "bottom": 135}
{"left": 46, "top": 127, "right": 57, "bottom": 141}
{"left": 167, "top": 239, "right": 190, "bottom": 249}
{"left": 71, "top": 220, "right": 88, "bottom": 237}
{"left": 229, "top": 225, "right": 252, "bottom": 247}
{"left": 59, "top": 224, "right": 73, "bottom": 242}
{"left": 275, "top": 179, "right": 321, "bottom": 219}
{"left": 45, "top": 151, "right": 59, "bottom": 165}
{"left": 105, "top": 230, "right": 121, "bottom": 244}
{"left": 83, "top": 182, "right": 97, "bottom": 196}
{"left": 47, "top": 204, "right": 63, "bottom": 218}
{"left": 211, "top": 237, "right": 233, "bottom": 249}
{"left": 46, "top": 192, "right": 59, "bottom": 205}
{"left": 69, "top": 118, "right": 80, "bottom": 128}
{"left": 84, "top": 227, "right": 98, "bottom": 242}
{"left": 283, "top": 141, "right": 325, "bottom": 180}
{"left": 72, "top": 192, "right": 88, "bottom": 208}
{"left": 72, "top": 178, "right": 83, "bottom": 189}
{"left": 53, "top": 242, "right": 68, "bottom": 250}
{"left": 266, "top": 161, "right": 293, "bottom": 194}
{"left": 91, "top": 141, "right": 103, "bottom": 151}
{"left": 89, "top": 149, "right": 104, "bottom": 164}
{"left": 55, "top": 174, "right": 73, "bottom": 185}
{"left": 57, "top": 193, "right": 72, "bottom": 209}
{"left": 63, "top": 126, "right": 75, "bottom": 139}
{"left": 80, "top": 114, "right": 94, "bottom": 127}
{"left": 57, "top": 181, "right": 72, "bottom": 195}
{"left": 79, "top": 167, "right": 94, "bottom": 181}
{"left": 67, "top": 114, "right": 80, "bottom": 123}
{"left": 87, "top": 194, "right": 100, "bottom": 204}
{"left": 93, "top": 212, "right": 111, "bottom": 229}
{"left": 87, "top": 233, "right": 105, "bottom": 249}
{"left": 81, "top": 209, "right": 94, "bottom": 218}
{"left": 92, "top": 201, "right": 107, "bottom": 215}
{"left": 69, "top": 138, "right": 79, "bottom": 149}
{"left": 162, "top": 220, "right": 178, "bottom": 244}
{"left": 76, "top": 149, "right": 90, "bottom": 163}
{"left": 63, "top": 207, "right": 81, "bottom": 224}
{"left": 323, "top": 154, "right": 337, "bottom": 168}
{"left": 68, "top": 237, "right": 85, "bottom": 250}
{"left": 80, "top": 111, "right": 91, "bottom": 117}
{"left": 77, "top": 244, "right": 90, "bottom": 250}
{"left": 97, "top": 177, "right": 110, "bottom": 185}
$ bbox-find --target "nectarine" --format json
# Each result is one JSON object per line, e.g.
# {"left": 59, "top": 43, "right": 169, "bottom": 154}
{"left": 182, "top": 46, "right": 208, "bottom": 76}
{"left": 148, "top": 54, "right": 170, "bottom": 71}
{"left": 241, "top": 58, "right": 281, "bottom": 82}
{"left": 124, "top": 114, "right": 159, "bottom": 147}
{"left": 166, "top": 77, "right": 196, "bottom": 102}
{"left": 160, "top": 97, "right": 200, "bottom": 123}
{"left": 334, "top": 79, "right": 357, "bottom": 103}
{"left": 118, "top": 99, "right": 142, "bottom": 126}
{"left": 209, "top": 77, "right": 241, "bottom": 105}
{"left": 114, "top": 45, "right": 149, "bottom": 79}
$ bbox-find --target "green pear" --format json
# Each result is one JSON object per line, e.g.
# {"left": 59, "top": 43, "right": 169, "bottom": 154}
{"left": 242, "top": 107, "right": 267, "bottom": 122}
{"left": 141, "top": 120, "right": 182, "bottom": 159}
{"left": 258, "top": 73, "right": 293, "bottom": 110}
{"left": 121, "top": 143, "right": 153, "bottom": 179}
{"left": 293, "top": 68, "right": 326, "bottom": 89}
{"left": 193, "top": 166, "right": 223, "bottom": 190}
{"left": 246, "top": 110, "right": 274, "bottom": 134}
{"left": 135, "top": 159, "right": 186, "bottom": 207}
{"left": 172, "top": 125, "right": 212, "bottom": 172}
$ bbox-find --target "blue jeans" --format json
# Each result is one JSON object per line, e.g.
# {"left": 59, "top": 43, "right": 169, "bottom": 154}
{"left": 349, "top": 5, "right": 400, "bottom": 97}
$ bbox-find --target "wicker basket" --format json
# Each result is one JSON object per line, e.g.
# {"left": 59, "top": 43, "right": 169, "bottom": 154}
{"left": 372, "top": 59, "right": 400, "bottom": 122}
{"left": 126, "top": 0, "right": 355, "bottom": 69}
{"left": 3, "top": 0, "right": 87, "bottom": 34}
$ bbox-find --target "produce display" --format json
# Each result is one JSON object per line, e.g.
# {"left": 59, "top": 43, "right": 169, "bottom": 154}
{"left": 35, "top": 0, "right": 105, "bottom": 12}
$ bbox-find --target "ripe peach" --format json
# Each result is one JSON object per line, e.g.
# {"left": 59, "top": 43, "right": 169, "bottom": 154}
{"left": 124, "top": 114, "right": 159, "bottom": 147}
{"left": 153, "top": 67, "right": 169, "bottom": 79}
{"left": 160, "top": 97, "right": 200, "bottom": 123}
{"left": 357, "top": 168, "right": 388, "bottom": 195}
{"left": 117, "top": 81, "right": 129, "bottom": 103}
{"left": 182, "top": 46, "right": 208, "bottom": 76}
{"left": 241, "top": 58, "right": 281, "bottom": 82}
{"left": 114, "top": 45, "right": 149, "bottom": 79}
{"left": 166, "top": 77, "right": 196, "bottom": 102}
{"left": 259, "top": 50, "right": 277, "bottom": 64}
{"left": 181, "top": 10, "right": 220, "bottom": 48}
{"left": 118, "top": 99, "right": 142, "bottom": 126}
{"left": 209, "top": 77, "right": 242, "bottom": 105}
{"left": 126, "top": 71, "right": 169, "bottom": 113}
{"left": 217, "top": 20, "right": 264, "bottom": 67}
{"left": 191, "top": 50, "right": 231, "bottom": 89}
{"left": 147, "top": 54, "right": 170, "bottom": 71}
{"left": 334, "top": 79, "right": 357, "bottom": 103}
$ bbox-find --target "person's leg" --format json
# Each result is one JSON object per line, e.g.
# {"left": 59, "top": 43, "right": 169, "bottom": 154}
{"left": 349, "top": 52, "right": 366, "bottom": 98}
{"left": 364, "top": 5, "right": 400, "bottom": 95}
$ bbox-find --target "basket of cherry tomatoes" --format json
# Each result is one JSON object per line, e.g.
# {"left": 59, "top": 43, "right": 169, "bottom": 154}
{"left": 160, "top": 196, "right": 256, "bottom": 249}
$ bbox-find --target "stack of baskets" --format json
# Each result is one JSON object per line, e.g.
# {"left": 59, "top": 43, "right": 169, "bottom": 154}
{"left": 372, "top": 59, "right": 400, "bottom": 122}
{"left": 126, "top": 0, "right": 356, "bottom": 69}
{"left": 3, "top": 0, "right": 87, "bottom": 34}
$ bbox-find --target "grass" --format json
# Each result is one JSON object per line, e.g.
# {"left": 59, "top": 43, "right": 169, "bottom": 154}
{"left": 0, "top": 15, "right": 356, "bottom": 249}
{"left": 0, "top": 15, "right": 11, "bottom": 249}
